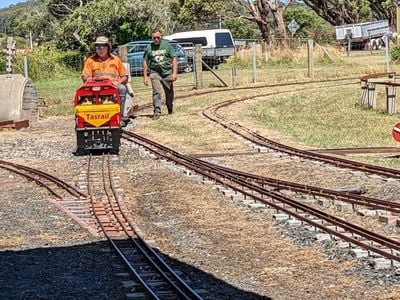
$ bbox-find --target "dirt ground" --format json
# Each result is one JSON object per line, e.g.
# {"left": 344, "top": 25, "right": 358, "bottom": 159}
{"left": 1, "top": 85, "right": 400, "bottom": 299}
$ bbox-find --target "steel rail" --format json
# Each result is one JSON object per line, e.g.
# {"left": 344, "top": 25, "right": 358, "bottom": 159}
{"left": 88, "top": 154, "right": 201, "bottom": 300}
{"left": 122, "top": 131, "right": 400, "bottom": 262}
{"left": 103, "top": 155, "right": 200, "bottom": 300}
{"left": 0, "top": 159, "right": 86, "bottom": 198}
{"left": 203, "top": 98, "right": 400, "bottom": 179}
{"left": 123, "top": 130, "right": 400, "bottom": 214}
{"left": 86, "top": 155, "right": 160, "bottom": 299}
{"left": 192, "top": 160, "right": 400, "bottom": 214}
{"left": 105, "top": 157, "right": 202, "bottom": 300}
{"left": 0, "top": 163, "right": 63, "bottom": 199}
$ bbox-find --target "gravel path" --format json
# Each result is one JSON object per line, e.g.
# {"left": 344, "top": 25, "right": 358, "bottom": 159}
{"left": 0, "top": 114, "right": 400, "bottom": 299}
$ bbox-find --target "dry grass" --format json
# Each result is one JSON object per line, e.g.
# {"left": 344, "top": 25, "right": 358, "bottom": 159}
{"left": 231, "top": 43, "right": 344, "bottom": 66}
{"left": 132, "top": 89, "right": 252, "bottom": 154}
{"left": 38, "top": 48, "right": 393, "bottom": 116}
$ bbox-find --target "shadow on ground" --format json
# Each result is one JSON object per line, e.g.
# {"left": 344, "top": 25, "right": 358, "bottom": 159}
{"left": 0, "top": 240, "right": 270, "bottom": 299}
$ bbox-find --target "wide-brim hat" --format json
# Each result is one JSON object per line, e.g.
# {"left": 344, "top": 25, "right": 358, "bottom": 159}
{"left": 91, "top": 36, "right": 112, "bottom": 49}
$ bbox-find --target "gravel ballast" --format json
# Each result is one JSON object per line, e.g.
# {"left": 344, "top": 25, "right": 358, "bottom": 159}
{"left": 1, "top": 114, "right": 400, "bottom": 299}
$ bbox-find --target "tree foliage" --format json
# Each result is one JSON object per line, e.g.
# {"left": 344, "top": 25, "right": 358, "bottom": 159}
{"left": 0, "top": 1, "right": 55, "bottom": 47}
{"left": 224, "top": 18, "right": 261, "bottom": 40}
{"left": 285, "top": 6, "right": 333, "bottom": 44}
{"left": 1, "top": 0, "right": 398, "bottom": 54}
{"left": 301, "top": 0, "right": 396, "bottom": 26}
{"left": 233, "top": 0, "right": 293, "bottom": 45}
{"left": 175, "top": 0, "right": 231, "bottom": 30}
{"left": 47, "top": 0, "right": 89, "bottom": 18}
{"left": 49, "top": 0, "right": 183, "bottom": 52}
{"left": 55, "top": 0, "right": 127, "bottom": 51}
{"left": 302, "top": 0, "right": 370, "bottom": 25}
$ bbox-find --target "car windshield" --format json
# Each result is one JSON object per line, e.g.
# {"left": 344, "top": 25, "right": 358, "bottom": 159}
{"left": 127, "top": 41, "right": 184, "bottom": 55}
{"left": 171, "top": 44, "right": 185, "bottom": 56}
{"left": 127, "top": 44, "right": 147, "bottom": 53}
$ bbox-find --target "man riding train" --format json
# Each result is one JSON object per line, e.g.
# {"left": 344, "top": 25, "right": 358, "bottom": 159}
{"left": 81, "top": 36, "right": 134, "bottom": 126}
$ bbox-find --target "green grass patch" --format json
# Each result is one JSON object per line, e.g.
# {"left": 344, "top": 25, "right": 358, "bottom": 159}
{"left": 36, "top": 75, "right": 82, "bottom": 116}
{"left": 249, "top": 85, "right": 399, "bottom": 149}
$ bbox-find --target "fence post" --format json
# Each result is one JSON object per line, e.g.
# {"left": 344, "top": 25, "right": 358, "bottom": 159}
{"left": 23, "top": 56, "right": 29, "bottom": 78}
{"left": 118, "top": 44, "right": 128, "bottom": 63}
{"left": 386, "top": 85, "right": 396, "bottom": 114}
{"left": 194, "top": 44, "right": 203, "bottom": 89}
{"left": 360, "top": 81, "right": 369, "bottom": 106}
{"left": 347, "top": 36, "right": 351, "bottom": 56}
{"left": 307, "top": 39, "right": 314, "bottom": 78}
{"left": 367, "top": 83, "right": 377, "bottom": 108}
{"left": 385, "top": 35, "right": 390, "bottom": 72}
{"left": 231, "top": 66, "right": 236, "bottom": 88}
{"left": 252, "top": 42, "right": 257, "bottom": 83}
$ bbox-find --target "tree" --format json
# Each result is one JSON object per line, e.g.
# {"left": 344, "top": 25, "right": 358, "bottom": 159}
{"left": 47, "top": 0, "right": 90, "bottom": 18}
{"left": 234, "top": 0, "right": 293, "bottom": 44}
{"left": 174, "top": 0, "right": 233, "bottom": 30}
{"left": 224, "top": 18, "right": 261, "bottom": 40}
{"left": 302, "top": 0, "right": 372, "bottom": 26}
{"left": 52, "top": 0, "right": 179, "bottom": 52}
{"left": 367, "top": 0, "right": 395, "bottom": 27}
{"left": 0, "top": 0, "right": 55, "bottom": 46}
{"left": 123, "top": 0, "right": 179, "bottom": 35}
{"left": 55, "top": 0, "right": 128, "bottom": 51}
{"left": 285, "top": 5, "right": 333, "bottom": 44}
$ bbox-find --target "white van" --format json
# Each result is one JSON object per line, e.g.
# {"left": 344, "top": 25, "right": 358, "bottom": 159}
{"left": 164, "top": 29, "right": 234, "bottom": 67}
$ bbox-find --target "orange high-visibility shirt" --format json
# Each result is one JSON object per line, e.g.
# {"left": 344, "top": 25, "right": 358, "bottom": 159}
{"left": 82, "top": 54, "right": 128, "bottom": 81}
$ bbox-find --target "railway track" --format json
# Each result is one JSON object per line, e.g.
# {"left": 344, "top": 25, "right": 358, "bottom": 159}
{"left": 0, "top": 159, "right": 85, "bottom": 199}
{"left": 0, "top": 157, "right": 203, "bottom": 298}
{"left": 0, "top": 159, "right": 100, "bottom": 235}
{"left": 86, "top": 154, "right": 202, "bottom": 299}
{"left": 122, "top": 130, "right": 400, "bottom": 265}
{"left": 202, "top": 91, "right": 400, "bottom": 180}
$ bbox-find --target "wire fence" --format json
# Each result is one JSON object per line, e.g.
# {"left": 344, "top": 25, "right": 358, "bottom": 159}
{"left": 1, "top": 37, "right": 391, "bottom": 91}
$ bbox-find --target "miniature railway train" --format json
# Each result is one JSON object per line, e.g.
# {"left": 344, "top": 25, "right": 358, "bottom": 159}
{"left": 74, "top": 78, "right": 122, "bottom": 155}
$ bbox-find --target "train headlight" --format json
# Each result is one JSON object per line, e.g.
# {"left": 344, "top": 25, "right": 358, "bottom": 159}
{"left": 92, "top": 86, "right": 101, "bottom": 91}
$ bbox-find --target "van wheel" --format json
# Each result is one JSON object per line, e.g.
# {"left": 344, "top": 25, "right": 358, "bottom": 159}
{"left": 184, "top": 65, "right": 193, "bottom": 73}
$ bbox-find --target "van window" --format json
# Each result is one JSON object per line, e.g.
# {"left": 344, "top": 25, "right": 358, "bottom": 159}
{"left": 174, "top": 37, "right": 207, "bottom": 46}
{"left": 216, "top": 33, "right": 233, "bottom": 48}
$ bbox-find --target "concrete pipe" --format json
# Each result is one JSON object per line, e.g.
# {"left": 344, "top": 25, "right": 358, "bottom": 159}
{"left": 0, "top": 74, "right": 38, "bottom": 123}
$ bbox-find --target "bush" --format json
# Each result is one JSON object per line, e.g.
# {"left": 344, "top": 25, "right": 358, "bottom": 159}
{"left": 12, "top": 45, "right": 83, "bottom": 81}
{"left": 391, "top": 45, "right": 400, "bottom": 63}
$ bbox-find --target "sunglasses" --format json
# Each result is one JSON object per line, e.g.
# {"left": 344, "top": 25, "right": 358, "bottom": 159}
{"left": 95, "top": 44, "right": 107, "bottom": 50}
{"left": 152, "top": 36, "right": 161, "bottom": 40}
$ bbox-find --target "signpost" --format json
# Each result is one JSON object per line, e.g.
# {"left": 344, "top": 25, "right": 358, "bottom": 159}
{"left": 288, "top": 19, "right": 299, "bottom": 37}
{"left": 6, "top": 37, "right": 15, "bottom": 78}
{"left": 392, "top": 122, "right": 400, "bottom": 142}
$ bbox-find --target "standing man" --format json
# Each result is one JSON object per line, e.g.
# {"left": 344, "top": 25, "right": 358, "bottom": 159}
{"left": 81, "top": 36, "right": 129, "bottom": 125}
{"left": 143, "top": 29, "right": 178, "bottom": 120}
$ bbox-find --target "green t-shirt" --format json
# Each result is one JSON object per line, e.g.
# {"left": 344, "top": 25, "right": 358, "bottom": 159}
{"left": 143, "top": 41, "right": 176, "bottom": 77}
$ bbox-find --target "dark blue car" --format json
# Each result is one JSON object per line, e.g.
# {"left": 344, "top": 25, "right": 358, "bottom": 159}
{"left": 125, "top": 40, "right": 191, "bottom": 76}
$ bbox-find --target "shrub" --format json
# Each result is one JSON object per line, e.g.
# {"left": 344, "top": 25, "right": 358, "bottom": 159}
{"left": 391, "top": 45, "right": 400, "bottom": 63}
{"left": 12, "top": 45, "right": 83, "bottom": 81}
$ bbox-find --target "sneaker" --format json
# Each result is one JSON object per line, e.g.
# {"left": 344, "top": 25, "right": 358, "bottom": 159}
{"left": 152, "top": 113, "right": 161, "bottom": 120}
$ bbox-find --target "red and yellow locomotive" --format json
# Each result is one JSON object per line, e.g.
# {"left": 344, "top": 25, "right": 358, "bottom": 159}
{"left": 74, "top": 78, "right": 121, "bottom": 155}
